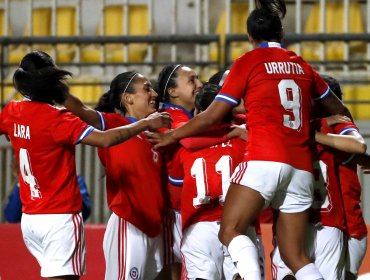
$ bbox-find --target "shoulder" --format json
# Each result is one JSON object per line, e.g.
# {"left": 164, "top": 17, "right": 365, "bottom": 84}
{"left": 101, "top": 112, "right": 130, "bottom": 128}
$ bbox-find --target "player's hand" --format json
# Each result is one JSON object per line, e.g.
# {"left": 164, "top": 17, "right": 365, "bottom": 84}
{"left": 228, "top": 124, "right": 247, "bottom": 141}
{"left": 359, "top": 159, "right": 370, "bottom": 174}
{"left": 145, "top": 130, "right": 177, "bottom": 149}
{"left": 360, "top": 166, "right": 370, "bottom": 174}
{"left": 144, "top": 112, "right": 173, "bottom": 131}
{"left": 325, "top": 114, "right": 351, "bottom": 126}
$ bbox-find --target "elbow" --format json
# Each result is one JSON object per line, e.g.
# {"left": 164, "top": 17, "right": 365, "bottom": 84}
{"left": 100, "top": 141, "right": 111, "bottom": 148}
{"left": 359, "top": 142, "right": 367, "bottom": 154}
{"left": 98, "top": 134, "right": 115, "bottom": 148}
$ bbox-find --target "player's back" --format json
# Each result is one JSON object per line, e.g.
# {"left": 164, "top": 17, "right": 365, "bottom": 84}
{"left": 332, "top": 121, "right": 368, "bottom": 239}
{"left": 311, "top": 121, "right": 346, "bottom": 231}
{"left": 0, "top": 100, "right": 88, "bottom": 214}
{"left": 220, "top": 45, "right": 329, "bottom": 172}
{"left": 177, "top": 136, "right": 245, "bottom": 231}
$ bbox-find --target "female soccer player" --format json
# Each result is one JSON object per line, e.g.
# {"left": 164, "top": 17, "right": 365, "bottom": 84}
{"left": 155, "top": 64, "right": 203, "bottom": 279}
{"left": 96, "top": 71, "right": 170, "bottom": 280}
{"left": 0, "top": 51, "right": 171, "bottom": 280}
{"left": 148, "top": 0, "right": 353, "bottom": 279}
{"left": 169, "top": 83, "right": 246, "bottom": 280}
{"left": 64, "top": 71, "right": 172, "bottom": 279}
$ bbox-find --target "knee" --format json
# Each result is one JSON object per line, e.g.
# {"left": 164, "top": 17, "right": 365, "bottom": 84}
{"left": 279, "top": 247, "right": 310, "bottom": 274}
{"left": 218, "top": 223, "right": 240, "bottom": 246}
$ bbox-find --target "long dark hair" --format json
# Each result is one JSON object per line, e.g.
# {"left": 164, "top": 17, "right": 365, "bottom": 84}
{"left": 247, "top": 0, "right": 286, "bottom": 42}
{"left": 95, "top": 71, "right": 138, "bottom": 114}
{"left": 195, "top": 82, "right": 233, "bottom": 123}
{"left": 155, "top": 64, "right": 183, "bottom": 103}
{"left": 13, "top": 51, "right": 72, "bottom": 104}
{"left": 320, "top": 74, "right": 342, "bottom": 100}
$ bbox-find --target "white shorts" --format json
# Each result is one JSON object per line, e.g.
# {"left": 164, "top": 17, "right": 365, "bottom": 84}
{"left": 271, "top": 224, "right": 345, "bottom": 280}
{"left": 346, "top": 236, "right": 368, "bottom": 275}
{"left": 103, "top": 212, "right": 163, "bottom": 280}
{"left": 307, "top": 224, "right": 345, "bottom": 280}
{"left": 21, "top": 213, "right": 85, "bottom": 278}
{"left": 231, "top": 161, "right": 314, "bottom": 213}
{"left": 181, "top": 221, "right": 239, "bottom": 280}
{"left": 163, "top": 208, "right": 182, "bottom": 265}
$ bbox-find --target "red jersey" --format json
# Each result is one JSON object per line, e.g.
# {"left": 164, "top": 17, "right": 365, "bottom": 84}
{"left": 159, "top": 103, "right": 193, "bottom": 210}
{"left": 170, "top": 131, "right": 245, "bottom": 231}
{"left": 98, "top": 113, "right": 165, "bottom": 237}
{"left": 0, "top": 100, "right": 93, "bottom": 214}
{"left": 310, "top": 121, "right": 346, "bottom": 231}
{"left": 335, "top": 122, "right": 367, "bottom": 239}
{"left": 216, "top": 42, "right": 329, "bottom": 173}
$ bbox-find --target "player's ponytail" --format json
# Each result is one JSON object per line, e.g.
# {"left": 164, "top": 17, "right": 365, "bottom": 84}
{"left": 13, "top": 51, "right": 71, "bottom": 104}
{"left": 95, "top": 91, "right": 114, "bottom": 113}
{"left": 255, "top": 0, "right": 286, "bottom": 19}
{"left": 247, "top": 0, "right": 286, "bottom": 42}
{"left": 96, "top": 71, "right": 138, "bottom": 115}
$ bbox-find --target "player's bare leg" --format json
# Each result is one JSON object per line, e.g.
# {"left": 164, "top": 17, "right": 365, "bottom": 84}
{"left": 170, "top": 263, "right": 181, "bottom": 280}
{"left": 218, "top": 183, "right": 265, "bottom": 279}
{"left": 275, "top": 211, "right": 311, "bottom": 274}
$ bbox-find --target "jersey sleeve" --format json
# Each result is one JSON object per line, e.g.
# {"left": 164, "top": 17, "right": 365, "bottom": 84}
{"left": 332, "top": 121, "right": 359, "bottom": 164}
{"left": 333, "top": 121, "right": 359, "bottom": 135}
{"left": 215, "top": 58, "right": 248, "bottom": 106}
{"left": 97, "top": 111, "right": 106, "bottom": 130}
{"left": 179, "top": 125, "right": 230, "bottom": 150}
{"left": 168, "top": 148, "right": 185, "bottom": 187}
{"left": 311, "top": 67, "right": 330, "bottom": 100}
{"left": 0, "top": 108, "right": 8, "bottom": 135}
{"left": 51, "top": 110, "right": 94, "bottom": 145}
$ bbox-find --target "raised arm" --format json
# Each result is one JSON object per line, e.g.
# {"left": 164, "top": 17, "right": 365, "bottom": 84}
{"left": 63, "top": 93, "right": 103, "bottom": 130}
{"left": 318, "top": 92, "right": 353, "bottom": 120}
{"left": 81, "top": 112, "right": 172, "bottom": 148}
{"left": 315, "top": 131, "right": 367, "bottom": 154}
{"left": 149, "top": 100, "right": 233, "bottom": 149}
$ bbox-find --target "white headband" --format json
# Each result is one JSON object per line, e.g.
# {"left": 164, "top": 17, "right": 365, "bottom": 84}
{"left": 120, "top": 72, "right": 138, "bottom": 110}
{"left": 124, "top": 72, "right": 138, "bottom": 94}
{"left": 163, "top": 64, "right": 181, "bottom": 96}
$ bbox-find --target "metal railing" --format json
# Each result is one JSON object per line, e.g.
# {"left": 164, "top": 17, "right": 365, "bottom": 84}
{"left": 224, "top": 33, "right": 370, "bottom": 70}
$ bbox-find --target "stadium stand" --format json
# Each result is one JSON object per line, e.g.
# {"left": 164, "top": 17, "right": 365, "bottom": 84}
{"left": 55, "top": 5, "right": 78, "bottom": 62}
{"left": 8, "top": 4, "right": 78, "bottom": 64}
{"left": 80, "top": 4, "right": 149, "bottom": 63}
{"left": 209, "top": 2, "right": 251, "bottom": 63}
{"left": 300, "top": 1, "right": 366, "bottom": 61}
{"left": 68, "top": 76, "right": 104, "bottom": 105}
{"left": 343, "top": 84, "right": 370, "bottom": 120}
{"left": 0, "top": 7, "right": 5, "bottom": 35}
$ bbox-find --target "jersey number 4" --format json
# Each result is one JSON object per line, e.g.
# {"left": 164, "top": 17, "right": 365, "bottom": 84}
{"left": 19, "top": 148, "right": 42, "bottom": 200}
{"left": 191, "top": 155, "right": 232, "bottom": 207}
{"left": 278, "top": 79, "right": 302, "bottom": 130}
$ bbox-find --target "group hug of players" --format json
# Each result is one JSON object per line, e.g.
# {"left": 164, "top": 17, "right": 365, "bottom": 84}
{"left": 0, "top": 0, "right": 369, "bottom": 280}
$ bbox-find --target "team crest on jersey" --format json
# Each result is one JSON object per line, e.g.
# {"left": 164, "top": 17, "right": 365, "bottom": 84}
{"left": 129, "top": 267, "right": 139, "bottom": 279}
